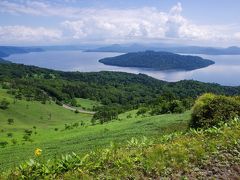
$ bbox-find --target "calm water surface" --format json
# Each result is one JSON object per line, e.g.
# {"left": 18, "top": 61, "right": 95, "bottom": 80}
{"left": 6, "top": 51, "right": 240, "bottom": 86}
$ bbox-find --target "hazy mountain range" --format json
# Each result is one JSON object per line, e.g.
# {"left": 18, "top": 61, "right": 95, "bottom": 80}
{"left": 1, "top": 44, "right": 240, "bottom": 58}
{"left": 86, "top": 44, "right": 240, "bottom": 55}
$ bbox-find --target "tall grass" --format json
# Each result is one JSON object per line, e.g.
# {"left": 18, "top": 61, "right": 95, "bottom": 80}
{"left": 4, "top": 119, "right": 240, "bottom": 179}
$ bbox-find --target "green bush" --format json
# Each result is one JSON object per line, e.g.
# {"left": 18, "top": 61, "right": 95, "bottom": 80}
{"left": 7, "top": 133, "right": 13, "bottom": 138}
{"left": 190, "top": 93, "right": 240, "bottom": 128}
{"left": 7, "top": 118, "right": 14, "bottom": 125}
{"left": 150, "top": 100, "right": 185, "bottom": 115}
{"left": 0, "top": 141, "right": 8, "bottom": 148}
{"left": 168, "top": 100, "right": 185, "bottom": 113}
{"left": 137, "top": 107, "right": 148, "bottom": 116}
{"left": 0, "top": 99, "right": 10, "bottom": 110}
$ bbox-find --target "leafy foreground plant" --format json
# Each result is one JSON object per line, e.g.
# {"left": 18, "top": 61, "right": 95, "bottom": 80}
{"left": 4, "top": 119, "right": 240, "bottom": 179}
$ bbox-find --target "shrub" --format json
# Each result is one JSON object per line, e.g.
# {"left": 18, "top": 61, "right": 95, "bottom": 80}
{"left": 7, "top": 132, "right": 13, "bottom": 138}
{"left": 150, "top": 100, "right": 185, "bottom": 115}
{"left": 80, "top": 121, "right": 85, "bottom": 126}
{"left": 137, "top": 107, "right": 148, "bottom": 116}
{"left": 168, "top": 100, "right": 185, "bottom": 113}
{"left": 23, "top": 129, "right": 33, "bottom": 142}
{"left": 0, "top": 141, "right": 8, "bottom": 148}
{"left": 23, "top": 134, "right": 31, "bottom": 142}
{"left": 70, "top": 99, "right": 77, "bottom": 107}
{"left": 190, "top": 93, "right": 240, "bottom": 129}
{"left": 11, "top": 139, "right": 17, "bottom": 145}
{"left": 91, "top": 118, "right": 96, "bottom": 125}
{"left": 56, "top": 100, "right": 63, "bottom": 106}
{"left": 126, "top": 114, "right": 132, "bottom": 119}
{"left": 64, "top": 124, "right": 71, "bottom": 130}
{"left": 73, "top": 122, "right": 79, "bottom": 128}
{"left": 2, "top": 82, "right": 11, "bottom": 89}
{"left": 7, "top": 118, "right": 14, "bottom": 125}
{"left": 24, "top": 129, "right": 33, "bottom": 136}
{"left": 93, "top": 107, "right": 119, "bottom": 124}
{"left": 0, "top": 99, "right": 10, "bottom": 110}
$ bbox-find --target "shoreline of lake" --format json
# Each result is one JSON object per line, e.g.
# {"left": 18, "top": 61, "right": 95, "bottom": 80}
{"left": 5, "top": 50, "right": 240, "bottom": 86}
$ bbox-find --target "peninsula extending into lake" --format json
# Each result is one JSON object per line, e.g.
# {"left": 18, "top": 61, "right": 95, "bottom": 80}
{"left": 99, "top": 51, "right": 215, "bottom": 70}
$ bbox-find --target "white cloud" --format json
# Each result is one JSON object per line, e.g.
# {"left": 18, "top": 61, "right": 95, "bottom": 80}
{"left": 0, "top": 0, "right": 86, "bottom": 18}
{"left": 61, "top": 7, "right": 167, "bottom": 42}
{"left": 169, "top": 2, "right": 182, "bottom": 15}
{"left": 1, "top": 1, "right": 93, "bottom": 18}
{"left": 234, "top": 32, "right": 240, "bottom": 40}
{"left": 0, "top": 25, "right": 62, "bottom": 43}
{"left": 0, "top": 1, "right": 240, "bottom": 45}
{"left": 61, "top": 3, "right": 231, "bottom": 43}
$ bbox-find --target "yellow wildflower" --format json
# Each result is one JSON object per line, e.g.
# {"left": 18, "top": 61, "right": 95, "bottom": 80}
{"left": 34, "top": 148, "right": 42, "bottom": 157}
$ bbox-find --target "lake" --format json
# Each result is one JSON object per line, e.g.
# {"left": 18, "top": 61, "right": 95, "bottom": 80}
{"left": 5, "top": 50, "right": 240, "bottom": 86}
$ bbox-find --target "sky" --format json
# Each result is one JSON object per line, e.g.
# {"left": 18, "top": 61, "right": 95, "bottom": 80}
{"left": 0, "top": 0, "right": 240, "bottom": 46}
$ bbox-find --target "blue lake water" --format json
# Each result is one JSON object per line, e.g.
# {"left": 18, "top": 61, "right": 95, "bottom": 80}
{"left": 5, "top": 50, "right": 240, "bottom": 86}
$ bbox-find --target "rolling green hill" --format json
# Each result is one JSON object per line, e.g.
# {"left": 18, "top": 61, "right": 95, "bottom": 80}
{"left": 0, "top": 62, "right": 240, "bottom": 178}
{"left": 0, "top": 88, "right": 191, "bottom": 171}
{"left": 0, "top": 62, "right": 239, "bottom": 124}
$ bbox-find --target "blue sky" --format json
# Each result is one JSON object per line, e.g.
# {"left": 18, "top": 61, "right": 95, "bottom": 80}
{"left": 0, "top": 0, "right": 239, "bottom": 46}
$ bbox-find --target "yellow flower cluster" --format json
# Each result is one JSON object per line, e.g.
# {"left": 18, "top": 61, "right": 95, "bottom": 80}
{"left": 34, "top": 148, "right": 42, "bottom": 157}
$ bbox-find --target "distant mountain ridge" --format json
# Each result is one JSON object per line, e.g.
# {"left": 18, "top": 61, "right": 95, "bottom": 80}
{"left": 0, "top": 57, "right": 11, "bottom": 64}
{"left": 0, "top": 45, "right": 101, "bottom": 58}
{"left": 0, "top": 46, "right": 43, "bottom": 58}
{"left": 1, "top": 44, "right": 240, "bottom": 58}
{"left": 99, "top": 51, "right": 215, "bottom": 70}
{"left": 87, "top": 44, "right": 240, "bottom": 55}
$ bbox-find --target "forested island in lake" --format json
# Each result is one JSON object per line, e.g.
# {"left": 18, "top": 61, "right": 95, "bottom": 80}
{"left": 99, "top": 51, "right": 215, "bottom": 70}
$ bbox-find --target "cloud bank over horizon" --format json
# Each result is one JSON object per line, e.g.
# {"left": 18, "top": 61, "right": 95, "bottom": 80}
{"left": 0, "top": 0, "right": 239, "bottom": 46}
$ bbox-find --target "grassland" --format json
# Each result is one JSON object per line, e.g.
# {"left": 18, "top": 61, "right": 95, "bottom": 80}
{"left": 0, "top": 88, "right": 191, "bottom": 171}
{"left": 75, "top": 98, "right": 102, "bottom": 110}
{"left": 5, "top": 119, "right": 240, "bottom": 179}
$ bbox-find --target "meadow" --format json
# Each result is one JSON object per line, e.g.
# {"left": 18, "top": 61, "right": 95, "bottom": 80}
{"left": 5, "top": 118, "right": 240, "bottom": 179}
{"left": 0, "top": 88, "right": 191, "bottom": 171}
{"left": 75, "top": 98, "right": 102, "bottom": 110}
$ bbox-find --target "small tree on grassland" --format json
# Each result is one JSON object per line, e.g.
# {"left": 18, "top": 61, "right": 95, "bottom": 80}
{"left": 7, "top": 118, "right": 14, "bottom": 125}
{"left": 0, "top": 99, "right": 10, "bottom": 110}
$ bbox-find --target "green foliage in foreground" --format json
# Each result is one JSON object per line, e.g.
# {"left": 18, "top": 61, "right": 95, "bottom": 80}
{"left": 190, "top": 93, "right": 240, "bottom": 128}
{"left": 4, "top": 119, "right": 240, "bottom": 179}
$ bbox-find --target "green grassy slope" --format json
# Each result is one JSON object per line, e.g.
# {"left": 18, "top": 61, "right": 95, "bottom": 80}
{"left": 75, "top": 98, "right": 102, "bottom": 110}
{"left": 5, "top": 119, "right": 240, "bottom": 179}
{"left": 0, "top": 90, "right": 90, "bottom": 132}
{"left": 0, "top": 89, "right": 191, "bottom": 171}
{"left": 0, "top": 88, "right": 92, "bottom": 170}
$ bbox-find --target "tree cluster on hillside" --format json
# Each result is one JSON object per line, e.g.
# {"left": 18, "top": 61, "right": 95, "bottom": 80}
{"left": 0, "top": 63, "right": 240, "bottom": 123}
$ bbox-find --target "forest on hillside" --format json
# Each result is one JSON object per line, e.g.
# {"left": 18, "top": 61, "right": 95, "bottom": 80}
{"left": 0, "top": 62, "right": 240, "bottom": 123}
{"left": 99, "top": 51, "right": 215, "bottom": 70}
